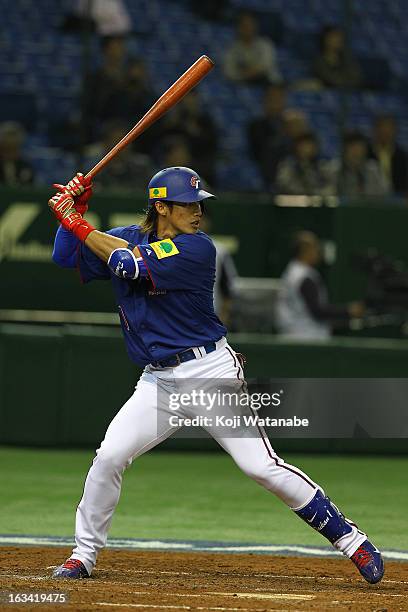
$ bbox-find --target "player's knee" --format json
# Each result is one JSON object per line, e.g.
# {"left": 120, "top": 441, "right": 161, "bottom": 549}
{"left": 94, "top": 447, "right": 129, "bottom": 474}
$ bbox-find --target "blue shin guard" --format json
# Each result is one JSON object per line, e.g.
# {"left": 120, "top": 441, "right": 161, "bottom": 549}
{"left": 294, "top": 490, "right": 383, "bottom": 583}
{"left": 294, "top": 489, "right": 353, "bottom": 544}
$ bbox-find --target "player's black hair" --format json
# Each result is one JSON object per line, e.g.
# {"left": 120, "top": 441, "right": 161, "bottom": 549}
{"left": 141, "top": 202, "right": 173, "bottom": 234}
{"left": 141, "top": 206, "right": 157, "bottom": 234}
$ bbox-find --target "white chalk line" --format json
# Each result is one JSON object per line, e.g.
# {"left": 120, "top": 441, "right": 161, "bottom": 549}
{"left": 206, "top": 592, "right": 314, "bottom": 601}
{"left": 94, "top": 605, "right": 304, "bottom": 612}
{"left": 0, "top": 575, "right": 50, "bottom": 582}
{"left": 94, "top": 591, "right": 314, "bottom": 602}
{"left": 0, "top": 574, "right": 152, "bottom": 590}
{"left": 371, "top": 593, "right": 406, "bottom": 597}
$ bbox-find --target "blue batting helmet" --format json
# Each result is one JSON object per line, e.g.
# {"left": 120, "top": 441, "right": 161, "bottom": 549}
{"left": 147, "top": 167, "right": 215, "bottom": 204}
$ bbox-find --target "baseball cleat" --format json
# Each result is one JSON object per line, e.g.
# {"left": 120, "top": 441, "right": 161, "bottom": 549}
{"left": 350, "top": 539, "right": 384, "bottom": 584}
{"left": 52, "top": 558, "right": 89, "bottom": 579}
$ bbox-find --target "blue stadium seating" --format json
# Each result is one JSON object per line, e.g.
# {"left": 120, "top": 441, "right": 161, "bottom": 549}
{"left": 1, "top": 0, "right": 408, "bottom": 191}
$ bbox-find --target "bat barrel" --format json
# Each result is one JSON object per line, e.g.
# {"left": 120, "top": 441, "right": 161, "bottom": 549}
{"left": 85, "top": 56, "right": 214, "bottom": 180}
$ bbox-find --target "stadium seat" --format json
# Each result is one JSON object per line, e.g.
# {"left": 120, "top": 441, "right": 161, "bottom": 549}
{"left": 2, "top": 0, "right": 408, "bottom": 188}
{"left": 358, "top": 56, "right": 393, "bottom": 91}
{"left": 0, "top": 91, "right": 38, "bottom": 130}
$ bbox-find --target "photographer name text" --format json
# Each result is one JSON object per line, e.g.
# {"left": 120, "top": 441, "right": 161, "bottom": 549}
{"left": 168, "top": 415, "right": 309, "bottom": 429}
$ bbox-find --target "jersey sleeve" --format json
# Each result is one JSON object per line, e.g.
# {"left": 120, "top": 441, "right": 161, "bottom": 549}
{"left": 77, "top": 227, "right": 133, "bottom": 283}
{"left": 137, "top": 233, "right": 216, "bottom": 290}
{"left": 52, "top": 225, "right": 80, "bottom": 268}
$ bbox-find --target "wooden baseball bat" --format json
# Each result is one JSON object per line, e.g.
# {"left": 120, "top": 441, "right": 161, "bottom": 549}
{"left": 84, "top": 55, "right": 214, "bottom": 180}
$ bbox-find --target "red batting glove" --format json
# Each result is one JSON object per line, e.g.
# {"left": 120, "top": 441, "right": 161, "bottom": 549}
{"left": 48, "top": 191, "right": 95, "bottom": 242}
{"left": 52, "top": 173, "right": 93, "bottom": 216}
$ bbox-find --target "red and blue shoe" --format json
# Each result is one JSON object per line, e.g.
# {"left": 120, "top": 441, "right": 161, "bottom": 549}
{"left": 351, "top": 540, "right": 384, "bottom": 584}
{"left": 52, "top": 558, "right": 89, "bottom": 579}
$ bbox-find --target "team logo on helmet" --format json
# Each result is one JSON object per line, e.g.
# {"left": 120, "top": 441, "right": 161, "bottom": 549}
{"left": 149, "top": 186, "right": 167, "bottom": 199}
{"left": 190, "top": 176, "right": 200, "bottom": 189}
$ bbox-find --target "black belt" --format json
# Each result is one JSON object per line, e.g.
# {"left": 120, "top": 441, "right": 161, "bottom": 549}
{"left": 151, "top": 342, "right": 217, "bottom": 368}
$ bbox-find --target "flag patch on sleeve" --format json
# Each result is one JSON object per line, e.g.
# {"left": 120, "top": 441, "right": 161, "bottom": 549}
{"left": 150, "top": 238, "right": 179, "bottom": 259}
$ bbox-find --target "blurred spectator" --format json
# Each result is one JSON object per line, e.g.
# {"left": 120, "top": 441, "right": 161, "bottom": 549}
{"left": 224, "top": 12, "right": 281, "bottom": 85}
{"left": 88, "top": 121, "right": 153, "bottom": 190}
{"left": 328, "top": 132, "right": 388, "bottom": 197}
{"left": 200, "top": 211, "right": 238, "bottom": 325}
{"left": 161, "top": 137, "right": 194, "bottom": 169}
{"left": 275, "top": 231, "right": 365, "bottom": 339}
{"left": 369, "top": 115, "right": 408, "bottom": 195}
{"left": 249, "top": 91, "right": 312, "bottom": 189}
{"left": 154, "top": 90, "right": 218, "bottom": 185}
{"left": 314, "top": 26, "right": 361, "bottom": 89}
{"left": 248, "top": 83, "right": 289, "bottom": 186}
{"left": 282, "top": 109, "right": 310, "bottom": 142}
{"left": 275, "top": 132, "right": 333, "bottom": 196}
{"left": 82, "top": 38, "right": 155, "bottom": 144}
{"left": 0, "top": 122, "right": 34, "bottom": 186}
{"left": 75, "top": 0, "right": 132, "bottom": 36}
{"left": 190, "top": 0, "right": 231, "bottom": 22}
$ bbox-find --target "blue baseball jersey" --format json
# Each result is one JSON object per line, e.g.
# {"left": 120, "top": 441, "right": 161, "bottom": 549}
{"left": 78, "top": 226, "right": 227, "bottom": 367}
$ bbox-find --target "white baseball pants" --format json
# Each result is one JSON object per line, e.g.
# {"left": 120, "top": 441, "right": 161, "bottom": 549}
{"left": 71, "top": 338, "right": 329, "bottom": 575}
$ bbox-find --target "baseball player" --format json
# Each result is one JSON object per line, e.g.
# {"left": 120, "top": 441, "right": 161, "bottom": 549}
{"left": 49, "top": 167, "right": 383, "bottom": 584}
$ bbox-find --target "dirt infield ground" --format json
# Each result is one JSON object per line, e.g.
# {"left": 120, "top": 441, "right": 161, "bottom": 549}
{"left": 0, "top": 547, "right": 407, "bottom": 611}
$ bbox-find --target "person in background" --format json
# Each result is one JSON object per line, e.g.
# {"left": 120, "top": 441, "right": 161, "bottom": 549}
{"left": 82, "top": 38, "right": 155, "bottom": 145}
{"left": 200, "top": 211, "right": 238, "bottom": 325}
{"left": 87, "top": 121, "right": 153, "bottom": 191}
{"left": 369, "top": 114, "right": 408, "bottom": 195}
{"left": 275, "top": 132, "right": 332, "bottom": 196}
{"left": 248, "top": 83, "right": 289, "bottom": 186}
{"left": 328, "top": 132, "right": 388, "bottom": 197}
{"left": 0, "top": 122, "right": 34, "bottom": 186}
{"left": 75, "top": 0, "right": 132, "bottom": 36}
{"left": 154, "top": 90, "right": 218, "bottom": 185}
{"left": 160, "top": 137, "right": 194, "bottom": 170}
{"left": 249, "top": 93, "right": 311, "bottom": 190}
{"left": 224, "top": 11, "right": 281, "bottom": 86}
{"left": 282, "top": 109, "right": 310, "bottom": 144}
{"left": 314, "top": 25, "right": 361, "bottom": 90}
{"left": 275, "top": 231, "right": 365, "bottom": 340}
{"left": 190, "top": 0, "right": 230, "bottom": 21}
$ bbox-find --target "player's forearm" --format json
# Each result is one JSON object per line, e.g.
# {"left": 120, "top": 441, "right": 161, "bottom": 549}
{"left": 85, "top": 230, "right": 141, "bottom": 262}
